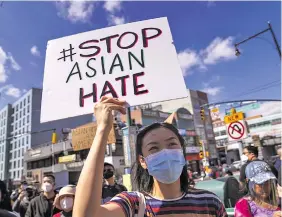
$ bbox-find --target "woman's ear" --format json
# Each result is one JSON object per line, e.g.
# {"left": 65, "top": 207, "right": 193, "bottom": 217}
{"left": 139, "top": 155, "right": 147, "bottom": 169}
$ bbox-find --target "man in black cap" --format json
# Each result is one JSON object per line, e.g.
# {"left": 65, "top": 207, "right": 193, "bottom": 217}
{"left": 101, "top": 163, "right": 127, "bottom": 204}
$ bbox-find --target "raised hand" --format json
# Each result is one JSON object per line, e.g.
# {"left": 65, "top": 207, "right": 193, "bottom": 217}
{"left": 94, "top": 96, "right": 126, "bottom": 132}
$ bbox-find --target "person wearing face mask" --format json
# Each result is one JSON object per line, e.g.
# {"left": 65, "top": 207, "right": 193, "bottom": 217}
{"left": 11, "top": 181, "right": 28, "bottom": 203}
{"left": 101, "top": 163, "right": 127, "bottom": 204}
{"left": 53, "top": 185, "right": 76, "bottom": 217}
{"left": 13, "top": 186, "right": 35, "bottom": 217}
{"left": 73, "top": 97, "right": 227, "bottom": 217}
{"left": 25, "top": 175, "right": 60, "bottom": 217}
{"left": 239, "top": 146, "right": 278, "bottom": 194}
{"left": 235, "top": 161, "right": 281, "bottom": 217}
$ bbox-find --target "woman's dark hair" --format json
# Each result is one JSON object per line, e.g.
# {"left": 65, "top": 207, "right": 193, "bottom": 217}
{"left": 131, "top": 122, "right": 189, "bottom": 193}
{"left": 0, "top": 180, "right": 12, "bottom": 211}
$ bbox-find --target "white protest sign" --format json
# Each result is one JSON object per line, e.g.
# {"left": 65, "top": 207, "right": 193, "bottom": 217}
{"left": 41, "top": 17, "right": 188, "bottom": 122}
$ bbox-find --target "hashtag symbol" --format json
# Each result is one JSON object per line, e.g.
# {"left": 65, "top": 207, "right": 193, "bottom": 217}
{"left": 57, "top": 44, "right": 77, "bottom": 62}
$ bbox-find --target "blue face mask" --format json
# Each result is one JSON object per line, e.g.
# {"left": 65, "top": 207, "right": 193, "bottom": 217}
{"left": 144, "top": 149, "right": 186, "bottom": 184}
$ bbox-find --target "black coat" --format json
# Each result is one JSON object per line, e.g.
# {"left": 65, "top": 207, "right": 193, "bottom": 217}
{"left": 25, "top": 193, "right": 60, "bottom": 217}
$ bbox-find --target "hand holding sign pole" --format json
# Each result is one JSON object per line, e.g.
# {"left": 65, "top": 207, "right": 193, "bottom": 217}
{"left": 41, "top": 17, "right": 188, "bottom": 123}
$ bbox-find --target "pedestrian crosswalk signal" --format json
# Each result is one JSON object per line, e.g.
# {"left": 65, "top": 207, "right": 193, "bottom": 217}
{"left": 200, "top": 108, "right": 205, "bottom": 121}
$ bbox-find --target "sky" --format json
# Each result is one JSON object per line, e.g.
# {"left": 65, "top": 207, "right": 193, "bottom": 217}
{"left": 0, "top": 1, "right": 281, "bottom": 117}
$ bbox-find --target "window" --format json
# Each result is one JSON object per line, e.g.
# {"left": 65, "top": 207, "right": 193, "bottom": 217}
{"left": 27, "top": 115, "right": 29, "bottom": 123}
{"left": 221, "top": 130, "right": 227, "bottom": 136}
{"left": 26, "top": 136, "right": 28, "bottom": 144}
{"left": 16, "top": 105, "right": 18, "bottom": 112}
{"left": 24, "top": 99, "right": 26, "bottom": 106}
{"left": 18, "top": 170, "right": 20, "bottom": 178}
{"left": 18, "top": 150, "right": 20, "bottom": 157}
{"left": 16, "top": 113, "right": 18, "bottom": 120}
{"left": 22, "top": 148, "right": 24, "bottom": 156}
{"left": 27, "top": 106, "right": 30, "bottom": 113}
{"left": 13, "top": 161, "right": 16, "bottom": 168}
{"left": 28, "top": 96, "right": 30, "bottom": 103}
{"left": 20, "top": 102, "right": 22, "bottom": 109}
{"left": 20, "top": 111, "right": 22, "bottom": 118}
{"left": 13, "top": 171, "right": 16, "bottom": 178}
{"left": 19, "top": 120, "right": 21, "bottom": 128}
{"left": 23, "top": 108, "right": 25, "bottom": 116}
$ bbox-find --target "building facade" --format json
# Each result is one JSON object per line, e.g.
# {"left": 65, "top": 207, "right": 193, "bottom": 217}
{"left": 213, "top": 113, "right": 282, "bottom": 164}
{"left": 151, "top": 89, "right": 218, "bottom": 165}
{"left": 0, "top": 88, "right": 93, "bottom": 182}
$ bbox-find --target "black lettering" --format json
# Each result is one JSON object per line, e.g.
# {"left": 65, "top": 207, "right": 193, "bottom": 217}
{"left": 117, "top": 32, "right": 138, "bottom": 49}
{"left": 115, "top": 75, "right": 129, "bottom": 96}
{"left": 128, "top": 49, "right": 145, "bottom": 70}
{"left": 86, "top": 58, "right": 96, "bottom": 78}
{"left": 133, "top": 72, "right": 148, "bottom": 95}
{"left": 100, "top": 34, "right": 119, "bottom": 53}
{"left": 100, "top": 81, "right": 118, "bottom": 98}
{"left": 79, "top": 40, "right": 101, "bottom": 58}
{"left": 141, "top": 28, "right": 162, "bottom": 48}
{"left": 101, "top": 56, "right": 106, "bottom": 75}
{"left": 66, "top": 62, "right": 82, "bottom": 83}
{"left": 109, "top": 54, "right": 124, "bottom": 74}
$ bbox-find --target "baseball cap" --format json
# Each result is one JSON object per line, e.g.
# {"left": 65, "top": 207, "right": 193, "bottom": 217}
{"left": 246, "top": 161, "right": 276, "bottom": 184}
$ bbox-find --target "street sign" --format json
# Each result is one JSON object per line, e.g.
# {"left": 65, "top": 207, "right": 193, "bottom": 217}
{"left": 210, "top": 107, "right": 220, "bottom": 121}
{"left": 227, "top": 121, "right": 247, "bottom": 142}
{"left": 224, "top": 111, "right": 244, "bottom": 124}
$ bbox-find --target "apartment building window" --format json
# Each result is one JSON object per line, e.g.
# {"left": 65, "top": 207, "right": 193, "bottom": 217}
{"left": 28, "top": 96, "right": 30, "bottom": 103}
{"left": 16, "top": 113, "right": 18, "bottom": 120}
{"left": 22, "top": 138, "right": 24, "bottom": 146}
{"left": 13, "top": 171, "right": 15, "bottom": 178}
{"left": 27, "top": 106, "right": 30, "bottom": 113}
{"left": 20, "top": 102, "right": 22, "bottom": 109}
{"left": 26, "top": 136, "right": 28, "bottom": 144}
{"left": 18, "top": 170, "right": 20, "bottom": 178}
{"left": 18, "top": 150, "right": 20, "bottom": 157}
{"left": 22, "top": 148, "right": 24, "bottom": 156}
{"left": 24, "top": 99, "right": 26, "bottom": 106}
{"left": 16, "top": 105, "right": 18, "bottom": 112}
{"left": 23, "top": 108, "right": 25, "bottom": 116}
{"left": 13, "top": 161, "right": 16, "bottom": 168}
{"left": 19, "top": 120, "right": 21, "bottom": 128}
{"left": 20, "top": 111, "right": 22, "bottom": 118}
{"left": 27, "top": 115, "right": 29, "bottom": 123}
{"left": 22, "top": 159, "right": 24, "bottom": 167}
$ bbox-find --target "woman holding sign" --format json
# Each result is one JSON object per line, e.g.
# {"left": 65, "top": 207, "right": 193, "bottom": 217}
{"left": 73, "top": 96, "right": 227, "bottom": 217}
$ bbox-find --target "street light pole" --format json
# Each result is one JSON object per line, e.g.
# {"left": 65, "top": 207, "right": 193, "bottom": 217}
{"left": 268, "top": 22, "right": 282, "bottom": 58}
{"left": 235, "top": 22, "right": 281, "bottom": 59}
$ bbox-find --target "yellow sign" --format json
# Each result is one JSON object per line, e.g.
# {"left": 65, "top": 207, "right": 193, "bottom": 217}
{"left": 224, "top": 112, "right": 244, "bottom": 124}
{"left": 59, "top": 154, "right": 76, "bottom": 163}
{"left": 72, "top": 122, "right": 116, "bottom": 151}
{"left": 211, "top": 108, "right": 219, "bottom": 113}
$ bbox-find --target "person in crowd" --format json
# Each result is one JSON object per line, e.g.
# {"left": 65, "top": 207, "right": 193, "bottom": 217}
{"left": 239, "top": 146, "right": 278, "bottom": 193}
{"left": 73, "top": 97, "right": 227, "bottom": 217}
{"left": 0, "top": 180, "right": 12, "bottom": 211}
{"left": 11, "top": 181, "right": 28, "bottom": 203}
{"left": 25, "top": 175, "right": 60, "bottom": 217}
{"left": 235, "top": 161, "right": 281, "bottom": 217}
{"left": 102, "top": 163, "right": 127, "bottom": 204}
{"left": 275, "top": 148, "right": 281, "bottom": 172}
{"left": 53, "top": 185, "right": 76, "bottom": 217}
{"left": 13, "top": 185, "right": 35, "bottom": 217}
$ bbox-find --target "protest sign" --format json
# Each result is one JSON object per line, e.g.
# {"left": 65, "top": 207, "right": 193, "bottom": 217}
{"left": 41, "top": 17, "right": 187, "bottom": 122}
{"left": 71, "top": 122, "right": 116, "bottom": 151}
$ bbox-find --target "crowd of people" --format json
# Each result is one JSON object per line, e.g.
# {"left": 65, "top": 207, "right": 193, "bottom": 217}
{"left": 0, "top": 97, "right": 281, "bottom": 217}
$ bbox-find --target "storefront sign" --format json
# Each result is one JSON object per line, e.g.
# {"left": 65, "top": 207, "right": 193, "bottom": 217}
{"left": 185, "top": 146, "right": 200, "bottom": 153}
{"left": 58, "top": 154, "right": 76, "bottom": 163}
{"left": 142, "top": 110, "right": 158, "bottom": 117}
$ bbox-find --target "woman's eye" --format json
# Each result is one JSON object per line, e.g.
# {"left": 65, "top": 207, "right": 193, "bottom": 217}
{"left": 149, "top": 146, "right": 158, "bottom": 151}
{"left": 169, "top": 143, "right": 177, "bottom": 146}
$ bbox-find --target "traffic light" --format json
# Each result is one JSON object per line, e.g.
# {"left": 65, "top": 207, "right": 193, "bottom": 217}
{"left": 199, "top": 151, "right": 204, "bottom": 159}
{"left": 52, "top": 132, "right": 57, "bottom": 144}
{"left": 200, "top": 108, "right": 205, "bottom": 121}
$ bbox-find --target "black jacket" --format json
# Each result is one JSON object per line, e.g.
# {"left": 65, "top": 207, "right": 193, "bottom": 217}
{"left": 101, "top": 183, "right": 127, "bottom": 204}
{"left": 13, "top": 196, "right": 32, "bottom": 217}
{"left": 24, "top": 193, "right": 60, "bottom": 217}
